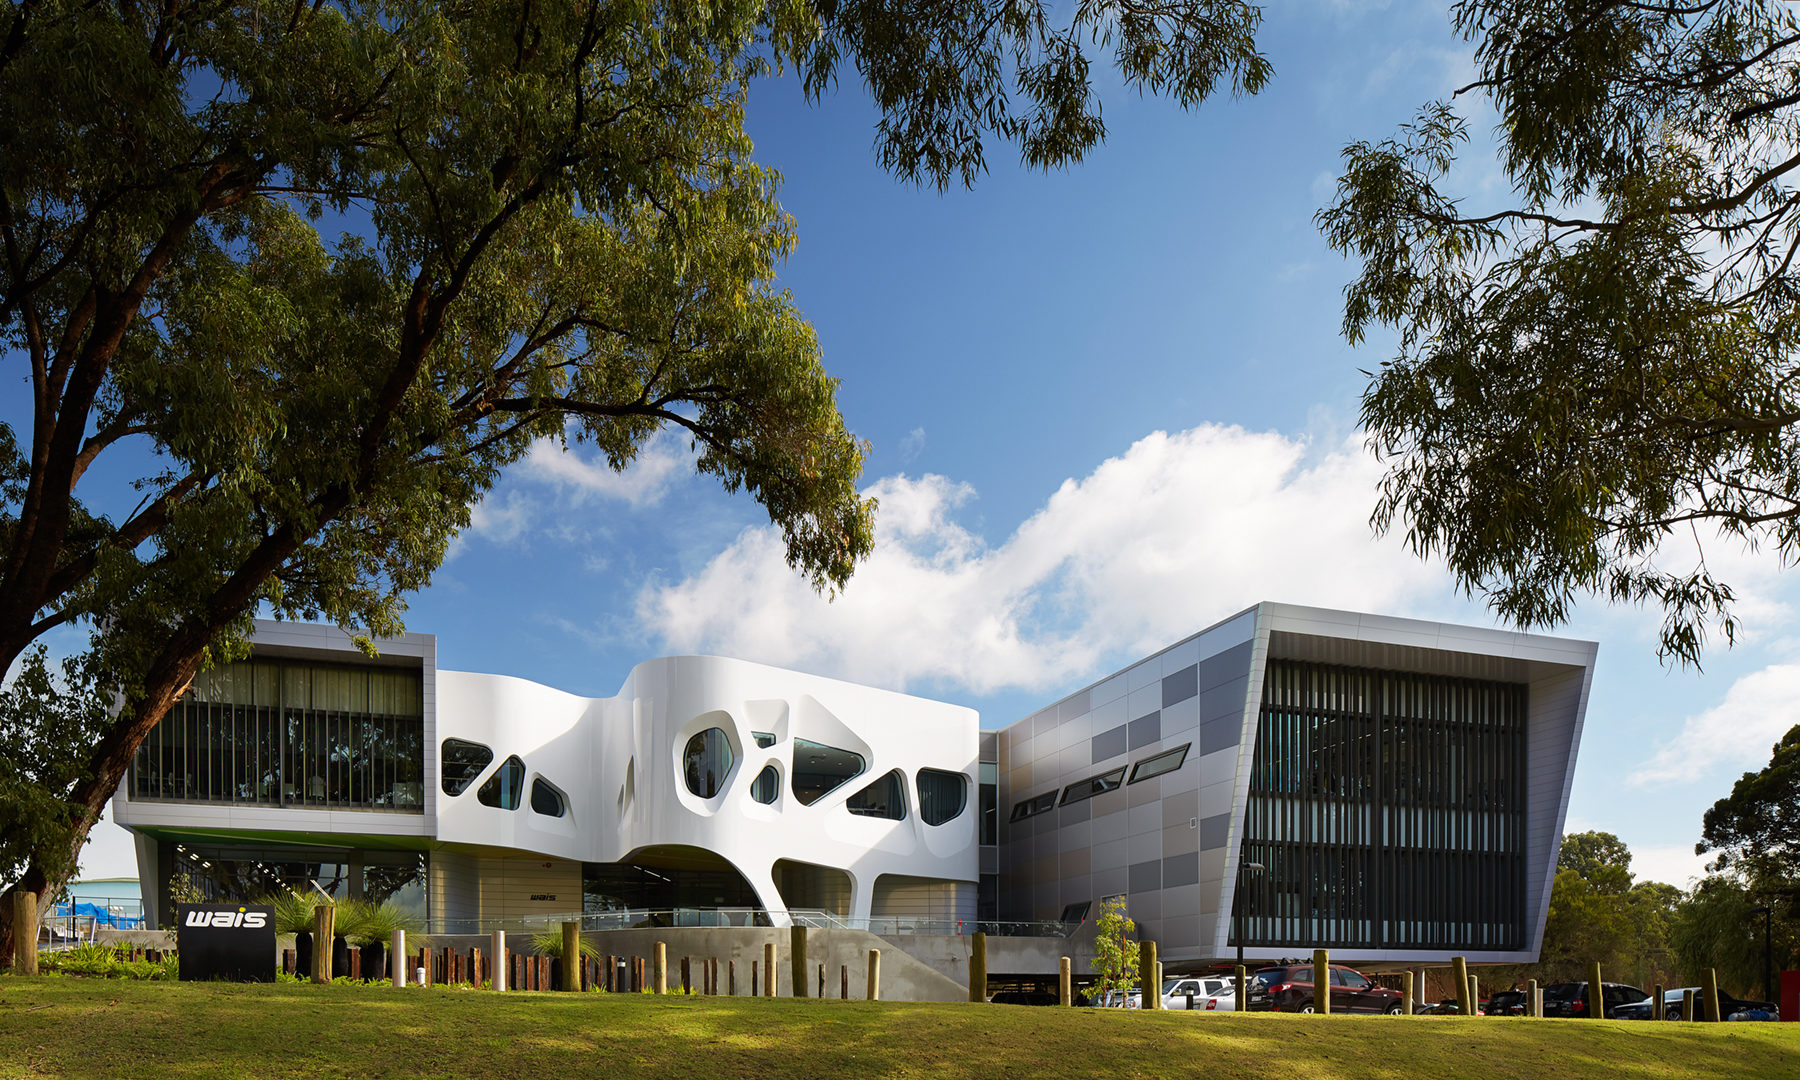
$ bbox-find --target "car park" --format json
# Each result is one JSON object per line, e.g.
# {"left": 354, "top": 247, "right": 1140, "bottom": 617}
{"left": 1540, "top": 981, "right": 1650, "bottom": 1018}
{"left": 1244, "top": 963, "right": 1405, "bottom": 1013}
{"left": 1162, "top": 976, "right": 1233, "bottom": 1010}
{"left": 1486, "top": 990, "right": 1528, "bottom": 1016}
{"left": 1613, "top": 988, "right": 1779, "bottom": 1021}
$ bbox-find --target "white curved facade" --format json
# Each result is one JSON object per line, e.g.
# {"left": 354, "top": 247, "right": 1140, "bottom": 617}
{"left": 433, "top": 656, "right": 979, "bottom": 925}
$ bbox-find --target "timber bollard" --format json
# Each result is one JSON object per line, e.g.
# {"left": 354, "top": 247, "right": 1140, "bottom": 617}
{"left": 1235, "top": 964, "right": 1247, "bottom": 1012}
{"left": 764, "top": 941, "right": 776, "bottom": 997}
{"left": 867, "top": 949, "right": 881, "bottom": 1001}
{"left": 970, "top": 932, "right": 988, "bottom": 1002}
{"left": 751, "top": 960, "right": 759, "bottom": 996}
{"left": 312, "top": 904, "right": 335, "bottom": 984}
{"left": 842, "top": 964, "right": 849, "bottom": 999}
{"left": 1451, "top": 956, "right": 1469, "bottom": 1016}
{"left": 1527, "top": 978, "right": 1538, "bottom": 1018}
{"left": 393, "top": 930, "right": 407, "bottom": 988}
{"left": 1653, "top": 983, "right": 1664, "bottom": 1021}
{"left": 1140, "top": 941, "right": 1159, "bottom": 1009}
{"left": 1402, "top": 971, "right": 1414, "bottom": 1016}
{"left": 818, "top": 962, "right": 825, "bottom": 998}
{"left": 1314, "top": 949, "right": 1330, "bottom": 1014}
{"left": 1684, "top": 988, "right": 1696, "bottom": 1020}
{"left": 492, "top": 931, "right": 507, "bottom": 991}
{"left": 1589, "top": 962, "right": 1604, "bottom": 1019}
{"left": 1704, "top": 968, "right": 1721, "bottom": 1022}
{"left": 730, "top": 959, "right": 736, "bottom": 996}
{"left": 654, "top": 942, "right": 668, "bottom": 995}
{"left": 1470, "top": 975, "right": 1480, "bottom": 1016}
{"left": 562, "top": 923, "right": 579, "bottom": 991}
{"left": 681, "top": 955, "right": 691, "bottom": 994}
{"left": 1060, "top": 957, "right": 1072, "bottom": 1006}
{"left": 13, "top": 891, "right": 38, "bottom": 976}
{"left": 790, "top": 926, "right": 808, "bottom": 998}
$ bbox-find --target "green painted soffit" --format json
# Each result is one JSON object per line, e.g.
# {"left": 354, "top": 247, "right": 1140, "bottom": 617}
{"left": 138, "top": 826, "right": 433, "bottom": 853}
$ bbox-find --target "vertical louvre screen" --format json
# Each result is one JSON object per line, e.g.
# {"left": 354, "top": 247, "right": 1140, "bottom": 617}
{"left": 130, "top": 658, "right": 424, "bottom": 813}
{"left": 1233, "top": 660, "right": 1526, "bottom": 952}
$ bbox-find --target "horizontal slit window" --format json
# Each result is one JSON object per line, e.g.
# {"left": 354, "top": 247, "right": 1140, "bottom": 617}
{"left": 1061, "top": 767, "right": 1126, "bottom": 805}
{"left": 1128, "top": 743, "right": 1191, "bottom": 784}
{"left": 1008, "top": 791, "right": 1058, "bottom": 822}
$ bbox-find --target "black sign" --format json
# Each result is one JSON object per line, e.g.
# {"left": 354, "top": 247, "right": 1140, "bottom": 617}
{"left": 177, "top": 903, "right": 276, "bottom": 983}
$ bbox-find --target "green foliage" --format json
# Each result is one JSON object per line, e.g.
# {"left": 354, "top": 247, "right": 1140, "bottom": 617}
{"left": 529, "top": 929, "right": 601, "bottom": 962}
{"left": 334, "top": 900, "right": 426, "bottom": 948}
{"left": 1700, "top": 725, "right": 1800, "bottom": 877}
{"left": 0, "top": 649, "right": 111, "bottom": 892}
{"left": 1523, "top": 832, "right": 1680, "bottom": 987}
{"left": 1088, "top": 896, "right": 1139, "bottom": 1005}
{"left": 1319, "top": 0, "right": 1800, "bottom": 664}
{"left": 260, "top": 892, "right": 321, "bottom": 937}
{"left": 35, "top": 943, "right": 179, "bottom": 981}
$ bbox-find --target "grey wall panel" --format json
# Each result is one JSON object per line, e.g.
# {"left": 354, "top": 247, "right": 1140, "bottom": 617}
{"left": 1199, "top": 813, "right": 1231, "bottom": 851}
{"left": 1092, "top": 724, "right": 1128, "bottom": 763}
{"left": 1164, "top": 852, "right": 1200, "bottom": 888}
{"left": 1129, "top": 860, "right": 1162, "bottom": 894}
{"left": 1162, "top": 665, "right": 1199, "bottom": 707}
{"left": 1129, "top": 712, "right": 1162, "bottom": 750}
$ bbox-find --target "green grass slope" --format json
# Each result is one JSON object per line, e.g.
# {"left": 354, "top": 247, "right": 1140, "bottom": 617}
{"left": 2, "top": 978, "right": 1796, "bottom": 1080}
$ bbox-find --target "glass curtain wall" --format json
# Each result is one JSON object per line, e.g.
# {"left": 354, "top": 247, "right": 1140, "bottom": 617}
{"left": 1234, "top": 659, "right": 1526, "bottom": 951}
{"left": 130, "top": 659, "right": 424, "bottom": 812}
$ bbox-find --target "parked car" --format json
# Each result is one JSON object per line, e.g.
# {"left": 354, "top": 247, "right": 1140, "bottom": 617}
{"left": 1163, "top": 976, "right": 1233, "bottom": 1010}
{"left": 1244, "top": 963, "right": 1406, "bottom": 1013}
{"left": 1540, "top": 981, "right": 1650, "bottom": 1018}
{"left": 1414, "top": 1000, "right": 1482, "bottom": 1015}
{"left": 1196, "top": 985, "right": 1238, "bottom": 1011}
{"left": 1486, "top": 990, "right": 1529, "bottom": 1016}
{"left": 1614, "top": 988, "right": 1779, "bottom": 1021}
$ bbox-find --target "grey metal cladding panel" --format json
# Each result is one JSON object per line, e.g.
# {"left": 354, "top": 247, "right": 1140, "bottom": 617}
{"left": 1200, "top": 716, "right": 1240, "bottom": 755}
{"left": 1199, "top": 676, "right": 1250, "bottom": 724}
{"left": 1092, "top": 724, "right": 1128, "bottom": 764}
{"left": 1162, "top": 665, "right": 1199, "bottom": 708}
{"left": 1094, "top": 866, "right": 1128, "bottom": 899}
{"left": 1162, "top": 788, "right": 1199, "bottom": 829}
{"left": 1129, "top": 711, "right": 1162, "bottom": 750}
{"left": 1059, "top": 800, "right": 1091, "bottom": 827}
{"left": 1059, "top": 690, "right": 1091, "bottom": 720}
{"left": 1163, "top": 852, "right": 1200, "bottom": 888}
{"left": 1199, "top": 812, "right": 1232, "bottom": 851}
{"left": 1129, "top": 860, "right": 1163, "bottom": 894}
{"left": 1198, "top": 641, "right": 1254, "bottom": 692}
{"left": 980, "top": 730, "right": 998, "bottom": 761}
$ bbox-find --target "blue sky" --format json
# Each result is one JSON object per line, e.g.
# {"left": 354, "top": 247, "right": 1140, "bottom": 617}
{"left": 62, "top": 0, "right": 1800, "bottom": 888}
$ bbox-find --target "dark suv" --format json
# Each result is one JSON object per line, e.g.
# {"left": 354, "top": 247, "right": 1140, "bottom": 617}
{"left": 1541, "top": 981, "right": 1649, "bottom": 1018}
{"left": 1613, "top": 988, "right": 1779, "bottom": 1021}
{"left": 1245, "top": 963, "right": 1405, "bottom": 1014}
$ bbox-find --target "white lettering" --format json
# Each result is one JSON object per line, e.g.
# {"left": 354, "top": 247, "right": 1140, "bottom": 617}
{"left": 242, "top": 912, "right": 266, "bottom": 928}
{"left": 210, "top": 911, "right": 235, "bottom": 927}
{"left": 184, "top": 911, "right": 209, "bottom": 927}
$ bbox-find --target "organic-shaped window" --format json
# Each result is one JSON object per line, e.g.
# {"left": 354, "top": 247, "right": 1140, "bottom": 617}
{"left": 846, "top": 770, "right": 906, "bottom": 820}
{"left": 751, "top": 765, "right": 780, "bottom": 804}
{"left": 683, "top": 728, "right": 734, "bottom": 798}
{"left": 441, "top": 739, "right": 494, "bottom": 796}
{"left": 530, "top": 777, "right": 568, "bottom": 818}
{"left": 916, "top": 768, "right": 968, "bottom": 826}
{"left": 752, "top": 731, "right": 777, "bottom": 748}
{"left": 477, "top": 755, "right": 525, "bottom": 810}
{"left": 1060, "top": 767, "right": 1126, "bottom": 806}
{"left": 792, "top": 739, "right": 865, "bottom": 806}
{"left": 1128, "top": 743, "right": 1191, "bottom": 784}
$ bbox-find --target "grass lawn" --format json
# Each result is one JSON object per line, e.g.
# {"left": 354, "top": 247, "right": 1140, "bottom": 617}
{"left": 2, "top": 977, "right": 1796, "bottom": 1080}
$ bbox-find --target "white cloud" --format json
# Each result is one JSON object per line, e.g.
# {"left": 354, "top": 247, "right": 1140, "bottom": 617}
{"left": 1630, "top": 662, "right": 1800, "bottom": 786}
{"left": 454, "top": 430, "right": 694, "bottom": 556}
{"left": 898, "top": 427, "right": 926, "bottom": 464}
{"left": 1630, "top": 844, "right": 1710, "bottom": 890}
{"left": 521, "top": 430, "right": 692, "bottom": 508}
{"left": 636, "top": 424, "right": 1449, "bottom": 695}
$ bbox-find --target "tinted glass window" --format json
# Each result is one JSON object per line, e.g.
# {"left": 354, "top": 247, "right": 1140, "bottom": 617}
{"left": 1061, "top": 767, "right": 1126, "bottom": 805}
{"left": 752, "top": 731, "right": 777, "bottom": 748}
{"left": 792, "top": 739, "right": 866, "bottom": 805}
{"left": 683, "top": 728, "right": 735, "bottom": 798}
{"left": 751, "top": 764, "right": 780, "bottom": 804}
{"left": 1009, "top": 791, "right": 1058, "bottom": 822}
{"left": 916, "top": 768, "right": 968, "bottom": 826}
{"left": 441, "top": 738, "right": 493, "bottom": 796}
{"left": 477, "top": 755, "right": 525, "bottom": 810}
{"left": 847, "top": 769, "right": 906, "bottom": 820}
{"left": 529, "top": 777, "right": 567, "bottom": 817}
{"left": 1128, "top": 743, "right": 1191, "bottom": 784}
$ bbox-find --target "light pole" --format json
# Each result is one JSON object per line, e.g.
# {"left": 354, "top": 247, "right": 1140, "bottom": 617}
{"left": 1751, "top": 905, "right": 1773, "bottom": 1004}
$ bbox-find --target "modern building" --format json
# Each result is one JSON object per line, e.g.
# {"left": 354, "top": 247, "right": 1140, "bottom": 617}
{"left": 111, "top": 602, "right": 1595, "bottom": 971}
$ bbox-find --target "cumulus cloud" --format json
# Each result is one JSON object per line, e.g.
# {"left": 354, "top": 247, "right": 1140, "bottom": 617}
{"left": 455, "top": 430, "right": 694, "bottom": 555}
{"left": 1630, "top": 662, "right": 1800, "bottom": 786}
{"left": 635, "top": 424, "right": 1449, "bottom": 695}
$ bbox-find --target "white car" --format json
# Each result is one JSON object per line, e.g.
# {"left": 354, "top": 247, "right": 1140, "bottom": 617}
{"left": 1163, "top": 976, "right": 1233, "bottom": 1010}
{"left": 1196, "top": 985, "right": 1238, "bottom": 1011}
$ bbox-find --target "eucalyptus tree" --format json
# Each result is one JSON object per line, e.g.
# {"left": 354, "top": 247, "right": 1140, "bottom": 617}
{"left": 1320, "top": 0, "right": 1800, "bottom": 664}
{"left": 0, "top": 0, "right": 1269, "bottom": 961}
